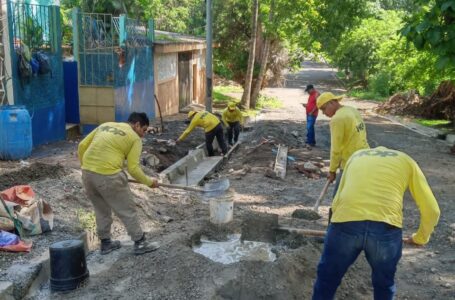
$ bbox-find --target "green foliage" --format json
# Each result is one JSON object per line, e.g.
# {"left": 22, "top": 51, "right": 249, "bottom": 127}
{"left": 348, "top": 88, "right": 387, "bottom": 102}
{"left": 21, "top": 16, "right": 44, "bottom": 49}
{"left": 415, "top": 118, "right": 452, "bottom": 127}
{"left": 401, "top": 0, "right": 455, "bottom": 70}
{"left": 331, "top": 10, "right": 403, "bottom": 84}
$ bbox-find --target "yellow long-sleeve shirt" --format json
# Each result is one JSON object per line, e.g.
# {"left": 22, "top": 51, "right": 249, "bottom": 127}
{"left": 77, "top": 122, "right": 152, "bottom": 186}
{"left": 222, "top": 107, "right": 243, "bottom": 125}
{"left": 329, "top": 106, "right": 369, "bottom": 172}
{"left": 178, "top": 111, "right": 220, "bottom": 141}
{"left": 332, "top": 147, "right": 440, "bottom": 245}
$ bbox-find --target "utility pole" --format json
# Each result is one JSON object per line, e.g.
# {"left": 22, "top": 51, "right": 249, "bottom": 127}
{"left": 205, "top": 0, "right": 212, "bottom": 112}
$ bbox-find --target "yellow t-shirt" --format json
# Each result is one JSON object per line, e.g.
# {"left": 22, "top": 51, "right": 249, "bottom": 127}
{"left": 77, "top": 122, "right": 152, "bottom": 186}
{"left": 222, "top": 107, "right": 243, "bottom": 125}
{"left": 329, "top": 106, "right": 369, "bottom": 172}
{"left": 332, "top": 147, "right": 440, "bottom": 245}
{"left": 178, "top": 111, "right": 220, "bottom": 141}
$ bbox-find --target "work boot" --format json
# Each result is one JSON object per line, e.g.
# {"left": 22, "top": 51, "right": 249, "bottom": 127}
{"left": 134, "top": 235, "right": 160, "bottom": 255}
{"left": 100, "top": 239, "right": 121, "bottom": 255}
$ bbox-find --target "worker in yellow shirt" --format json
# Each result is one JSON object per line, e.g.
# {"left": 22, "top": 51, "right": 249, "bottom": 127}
{"left": 317, "top": 92, "right": 369, "bottom": 196}
{"left": 176, "top": 110, "right": 228, "bottom": 156}
{"left": 78, "top": 112, "right": 160, "bottom": 256}
{"left": 312, "top": 146, "right": 440, "bottom": 300}
{"left": 222, "top": 102, "right": 243, "bottom": 145}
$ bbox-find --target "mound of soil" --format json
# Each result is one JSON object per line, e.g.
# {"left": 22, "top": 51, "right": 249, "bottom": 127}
{"left": 0, "top": 162, "right": 68, "bottom": 191}
{"left": 377, "top": 81, "right": 455, "bottom": 122}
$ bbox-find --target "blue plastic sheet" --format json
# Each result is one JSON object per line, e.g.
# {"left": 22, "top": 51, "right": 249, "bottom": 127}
{"left": 0, "top": 230, "right": 19, "bottom": 246}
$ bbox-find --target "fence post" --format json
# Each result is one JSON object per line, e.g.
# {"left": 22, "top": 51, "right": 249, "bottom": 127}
{"left": 119, "top": 14, "right": 126, "bottom": 47}
{"left": 71, "top": 8, "right": 80, "bottom": 62}
{"left": 147, "top": 19, "right": 154, "bottom": 43}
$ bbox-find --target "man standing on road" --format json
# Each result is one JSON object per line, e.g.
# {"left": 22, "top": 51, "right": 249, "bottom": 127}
{"left": 317, "top": 92, "right": 369, "bottom": 195}
{"left": 222, "top": 102, "right": 243, "bottom": 146}
{"left": 302, "top": 84, "right": 319, "bottom": 146}
{"left": 312, "top": 146, "right": 440, "bottom": 300}
{"left": 176, "top": 110, "right": 228, "bottom": 156}
{"left": 78, "top": 112, "right": 160, "bottom": 255}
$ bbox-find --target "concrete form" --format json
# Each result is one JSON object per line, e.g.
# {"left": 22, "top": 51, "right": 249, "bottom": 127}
{"left": 159, "top": 148, "right": 223, "bottom": 186}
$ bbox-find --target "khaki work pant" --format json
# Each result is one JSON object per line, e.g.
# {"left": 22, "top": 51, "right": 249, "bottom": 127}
{"left": 82, "top": 170, "right": 143, "bottom": 241}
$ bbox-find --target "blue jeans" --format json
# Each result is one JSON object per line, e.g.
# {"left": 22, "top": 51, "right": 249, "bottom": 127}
{"left": 306, "top": 114, "right": 317, "bottom": 145}
{"left": 313, "top": 221, "right": 403, "bottom": 300}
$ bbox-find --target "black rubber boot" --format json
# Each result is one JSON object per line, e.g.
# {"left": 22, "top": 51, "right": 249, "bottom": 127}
{"left": 100, "top": 239, "right": 121, "bottom": 255}
{"left": 134, "top": 235, "right": 160, "bottom": 255}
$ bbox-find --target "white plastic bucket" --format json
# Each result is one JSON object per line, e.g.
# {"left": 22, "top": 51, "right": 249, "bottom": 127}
{"left": 209, "top": 196, "right": 234, "bottom": 224}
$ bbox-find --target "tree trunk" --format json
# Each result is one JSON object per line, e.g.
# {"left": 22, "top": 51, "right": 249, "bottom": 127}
{"left": 241, "top": 0, "right": 259, "bottom": 109}
{"left": 250, "top": 0, "right": 274, "bottom": 109}
{"left": 250, "top": 38, "right": 271, "bottom": 108}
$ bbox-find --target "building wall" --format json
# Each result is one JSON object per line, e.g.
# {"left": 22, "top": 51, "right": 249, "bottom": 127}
{"left": 155, "top": 52, "right": 179, "bottom": 116}
{"left": 79, "top": 87, "right": 115, "bottom": 124}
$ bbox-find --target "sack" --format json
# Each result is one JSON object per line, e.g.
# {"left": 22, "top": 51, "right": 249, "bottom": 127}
{"left": 1, "top": 185, "right": 54, "bottom": 236}
{"left": 35, "top": 51, "right": 52, "bottom": 76}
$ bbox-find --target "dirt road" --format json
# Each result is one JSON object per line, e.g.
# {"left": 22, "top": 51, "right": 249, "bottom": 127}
{"left": 1, "top": 61, "right": 454, "bottom": 299}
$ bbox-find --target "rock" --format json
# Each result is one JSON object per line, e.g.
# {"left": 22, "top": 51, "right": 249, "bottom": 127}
{"left": 158, "top": 147, "right": 168, "bottom": 153}
{"left": 162, "top": 216, "right": 173, "bottom": 223}
{"left": 291, "top": 131, "right": 299, "bottom": 138}
{"left": 449, "top": 223, "right": 455, "bottom": 230}
{"left": 446, "top": 134, "right": 455, "bottom": 144}
{"left": 144, "top": 154, "right": 160, "bottom": 167}
{"left": 430, "top": 267, "right": 437, "bottom": 274}
{"left": 264, "top": 169, "right": 279, "bottom": 179}
{"left": 442, "top": 282, "right": 451, "bottom": 288}
{"left": 303, "top": 162, "right": 318, "bottom": 171}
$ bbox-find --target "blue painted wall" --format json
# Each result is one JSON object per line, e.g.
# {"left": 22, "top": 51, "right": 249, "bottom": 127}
{"left": 63, "top": 60, "right": 80, "bottom": 124}
{"left": 11, "top": 53, "right": 66, "bottom": 146}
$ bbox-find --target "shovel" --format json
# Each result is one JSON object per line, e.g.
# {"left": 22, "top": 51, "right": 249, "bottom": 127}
{"left": 291, "top": 180, "right": 331, "bottom": 220}
{"left": 129, "top": 178, "right": 230, "bottom": 194}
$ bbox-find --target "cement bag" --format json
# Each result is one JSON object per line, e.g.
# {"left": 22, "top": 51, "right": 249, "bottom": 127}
{"left": 0, "top": 217, "right": 14, "bottom": 231}
{"left": 1, "top": 185, "right": 54, "bottom": 236}
{"left": 16, "top": 199, "right": 54, "bottom": 236}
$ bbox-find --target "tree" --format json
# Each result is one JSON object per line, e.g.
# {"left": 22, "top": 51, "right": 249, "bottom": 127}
{"left": 401, "top": 0, "right": 455, "bottom": 69}
{"left": 241, "top": 0, "right": 259, "bottom": 109}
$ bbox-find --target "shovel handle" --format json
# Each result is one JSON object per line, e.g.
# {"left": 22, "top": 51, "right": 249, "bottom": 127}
{"left": 128, "top": 179, "right": 203, "bottom": 192}
{"left": 312, "top": 180, "right": 331, "bottom": 212}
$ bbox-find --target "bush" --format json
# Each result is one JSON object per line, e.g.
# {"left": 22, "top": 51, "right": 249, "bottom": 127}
{"left": 369, "top": 71, "right": 391, "bottom": 97}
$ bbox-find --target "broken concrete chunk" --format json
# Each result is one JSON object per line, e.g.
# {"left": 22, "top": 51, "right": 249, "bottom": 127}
{"left": 159, "top": 147, "right": 168, "bottom": 153}
{"left": 144, "top": 154, "right": 160, "bottom": 167}
{"left": 291, "top": 131, "right": 299, "bottom": 138}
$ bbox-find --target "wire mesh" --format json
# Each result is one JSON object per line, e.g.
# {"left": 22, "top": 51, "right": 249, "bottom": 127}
{"left": 9, "top": 1, "right": 58, "bottom": 52}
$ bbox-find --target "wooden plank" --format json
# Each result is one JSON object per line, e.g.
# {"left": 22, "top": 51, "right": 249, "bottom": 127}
{"left": 274, "top": 144, "right": 288, "bottom": 179}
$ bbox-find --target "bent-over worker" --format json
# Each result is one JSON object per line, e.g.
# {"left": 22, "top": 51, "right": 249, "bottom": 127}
{"left": 78, "top": 112, "right": 160, "bottom": 255}
{"left": 222, "top": 102, "right": 243, "bottom": 145}
{"left": 312, "top": 146, "right": 440, "bottom": 300}
{"left": 317, "top": 92, "right": 369, "bottom": 196}
{"left": 177, "top": 110, "right": 228, "bottom": 156}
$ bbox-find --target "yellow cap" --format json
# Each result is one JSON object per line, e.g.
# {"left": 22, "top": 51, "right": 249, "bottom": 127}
{"left": 188, "top": 111, "right": 197, "bottom": 119}
{"left": 317, "top": 92, "right": 343, "bottom": 109}
{"left": 228, "top": 102, "right": 237, "bottom": 110}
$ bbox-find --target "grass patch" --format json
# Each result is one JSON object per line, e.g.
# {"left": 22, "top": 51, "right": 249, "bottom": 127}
{"left": 415, "top": 119, "right": 451, "bottom": 128}
{"left": 77, "top": 209, "right": 97, "bottom": 231}
{"left": 214, "top": 85, "right": 243, "bottom": 94}
{"left": 256, "top": 94, "right": 283, "bottom": 109}
{"left": 213, "top": 85, "right": 242, "bottom": 103}
{"left": 348, "top": 89, "right": 387, "bottom": 102}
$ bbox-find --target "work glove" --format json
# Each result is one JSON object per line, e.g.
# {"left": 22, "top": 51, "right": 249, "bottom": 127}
{"left": 149, "top": 179, "right": 159, "bottom": 188}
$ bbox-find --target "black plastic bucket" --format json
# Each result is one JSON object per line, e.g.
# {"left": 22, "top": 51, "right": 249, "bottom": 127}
{"left": 49, "top": 239, "right": 89, "bottom": 291}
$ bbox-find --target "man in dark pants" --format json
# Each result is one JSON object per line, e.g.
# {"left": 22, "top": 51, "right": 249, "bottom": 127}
{"left": 177, "top": 110, "right": 228, "bottom": 156}
{"left": 312, "top": 147, "right": 440, "bottom": 300}
{"left": 222, "top": 102, "right": 243, "bottom": 145}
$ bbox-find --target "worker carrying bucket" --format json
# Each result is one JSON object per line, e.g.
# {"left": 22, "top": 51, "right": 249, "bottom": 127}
{"left": 312, "top": 146, "right": 440, "bottom": 300}
{"left": 78, "top": 112, "right": 160, "bottom": 256}
{"left": 175, "top": 110, "right": 228, "bottom": 156}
